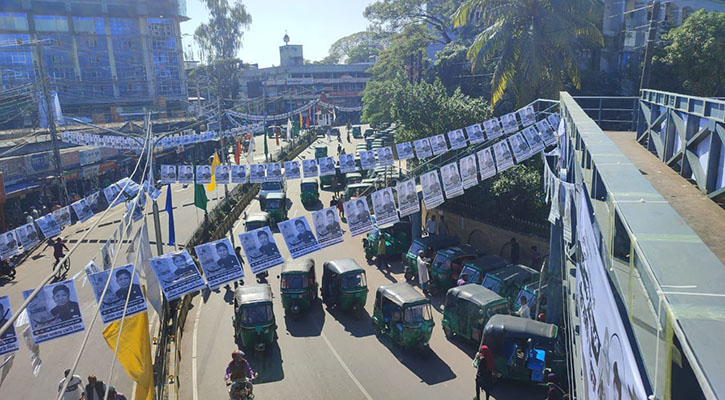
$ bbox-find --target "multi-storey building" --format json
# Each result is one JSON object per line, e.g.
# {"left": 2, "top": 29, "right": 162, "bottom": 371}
{"left": 0, "top": 0, "right": 188, "bottom": 123}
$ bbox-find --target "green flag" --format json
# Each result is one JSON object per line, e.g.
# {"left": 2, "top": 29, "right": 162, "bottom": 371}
{"left": 193, "top": 162, "right": 207, "bottom": 212}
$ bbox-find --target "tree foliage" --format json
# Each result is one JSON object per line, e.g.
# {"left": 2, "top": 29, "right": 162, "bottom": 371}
{"left": 452, "top": 0, "right": 602, "bottom": 107}
{"left": 324, "top": 31, "right": 384, "bottom": 64}
{"left": 364, "top": 0, "right": 464, "bottom": 43}
{"left": 651, "top": 10, "right": 725, "bottom": 97}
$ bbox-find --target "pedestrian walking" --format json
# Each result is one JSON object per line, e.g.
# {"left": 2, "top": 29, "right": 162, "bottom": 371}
{"left": 416, "top": 250, "right": 430, "bottom": 293}
{"left": 501, "top": 237, "right": 520, "bottom": 264}
{"left": 424, "top": 215, "right": 437, "bottom": 237}
{"left": 438, "top": 215, "right": 448, "bottom": 236}
{"left": 233, "top": 246, "right": 244, "bottom": 288}
{"left": 474, "top": 345, "right": 494, "bottom": 400}
{"left": 337, "top": 198, "right": 345, "bottom": 219}
{"left": 530, "top": 245, "right": 542, "bottom": 269}
{"left": 85, "top": 375, "right": 107, "bottom": 400}
{"left": 376, "top": 238, "right": 388, "bottom": 269}
{"left": 53, "top": 237, "right": 70, "bottom": 265}
{"left": 58, "top": 369, "right": 85, "bottom": 400}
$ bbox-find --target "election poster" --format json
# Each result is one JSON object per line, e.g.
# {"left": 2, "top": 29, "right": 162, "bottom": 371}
{"left": 53, "top": 206, "right": 72, "bottom": 228}
{"left": 101, "top": 241, "right": 113, "bottom": 270}
{"left": 395, "top": 142, "right": 414, "bottom": 160}
{"left": 430, "top": 134, "right": 449, "bottom": 155}
{"left": 440, "top": 162, "right": 464, "bottom": 199}
{"left": 87, "top": 191, "right": 105, "bottom": 213}
{"left": 266, "top": 162, "right": 283, "bottom": 182}
{"left": 500, "top": 112, "right": 519, "bottom": 134}
{"left": 376, "top": 146, "right": 394, "bottom": 166}
{"left": 318, "top": 157, "right": 336, "bottom": 176}
{"left": 459, "top": 154, "right": 479, "bottom": 189}
{"left": 194, "top": 238, "right": 244, "bottom": 289}
{"left": 231, "top": 165, "right": 247, "bottom": 183}
{"left": 477, "top": 146, "right": 497, "bottom": 180}
{"left": 359, "top": 150, "right": 376, "bottom": 170}
{"left": 71, "top": 198, "right": 94, "bottom": 223}
{"left": 148, "top": 250, "right": 206, "bottom": 300}
{"left": 522, "top": 126, "right": 545, "bottom": 155}
{"left": 465, "top": 123, "right": 486, "bottom": 144}
{"left": 284, "top": 161, "right": 301, "bottom": 180}
{"left": 278, "top": 216, "right": 321, "bottom": 259}
{"left": 343, "top": 197, "right": 374, "bottom": 237}
{"left": 177, "top": 165, "right": 194, "bottom": 184}
{"left": 196, "top": 165, "right": 212, "bottom": 184}
{"left": 102, "top": 183, "right": 123, "bottom": 207}
{"left": 371, "top": 187, "right": 399, "bottom": 226}
{"left": 250, "top": 164, "right": 266, "bottom": 183}
{"left": 88, "top": 265, "right": 147, "bottom": 324}
{"left": 0, "top": 296, "right": 19, "bottom": 355}
{"left": 338, "top": 154, "right": 356, "bottom": 173}
{"left": 36, "top": 213, "right": 61, "bottom": 238}
{"left": 238, "top": 226, "right": 284, "bottom": 275}
{"left": 215, "top": 165, "right": 230, "bottom": 184}
{"left": 420, "top": 170, "right": 444, "bottom": 209}
{"left": 483, "top": 117, "right": 503, "bottom": 140}
{"left": 396, "top": 178, "right": 420, "bottom": 218}
{"left": 302, "top": 159, "right": 319, "bottom": 178}
{"left": 160, "top": 165, "right": 177, "bottom": 184}
{"left": 509, "top": 132, "right": 533, "bottom": 163}
{"left": 518, "top": 104, "right": 536, "bottom": 127}
{"left": 535, "top": 119, "right": 558, "bottom": 147}
{"left": 23, "top": 280, "right": 86, "bottom": 344}
{"left": 493, "top": 141, "right": 515, "bottom": 172}
{"left": 447, "top": 129, "right": 467, "bottom": 150}
{"left": 547, "top": 112, "right": 560, "bottom": 128}
{"left": 15, "top": 222, "right": 40, "bottom": 249}
{"left": 311, "top": 207, "right": 344, "bottom": 248}
{"left": 414, "top": 138, "right": 433, "bottom": 159}
{"left": 117, "top": 177, "right": 140, "bottom": 198}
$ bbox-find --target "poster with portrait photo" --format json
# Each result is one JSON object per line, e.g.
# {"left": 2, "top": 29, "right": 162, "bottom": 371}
{"left": 15, "top": 222, "right": 39, "bottom": 249}
{"left": 250, "top": 164, "right": 266, "bottom": 183}
{"left": 414, "top": 137, "right": 433, "bottom": 159}
{"left": 396, "top": 179, "right": 419, "bottom": 217}
{"left": 237, "top": 226, "right": 284, "bottom": 275}
{"left": 318, "top": 157, "right": 336, "bottom": 176}
{"left": 338, "top": 154, "right": 356, "bottom": 173}
{"left": 71, "top": 198, "right": 94, "bottom": 223}
{"left": 101, "top": 241, "right": 114, "bottom": 270}
{"left": 215, "top": 165, "right": 230, "bottom": 184}
{"left": 508, "top": 132, "right": 532, "bottom": 163}
{"left": 459, "top": 154, "right": 479, "bottom": 189}
{"left": 87, "top": 191, "right": 105, "bottom": 214}
{"left": 117, "top": 178, "right": 141, "bottom": 198}
{"left": 284, "top": 161, "right": 301, "bottom": 180}
{"left": 430, "top": 134, "right": 449, "bottom": 155}
{"left": 440, "top": 162, "right": 464, "bottom": 199}
{"left": 483, "top": 118, "right": 503, "bottom": 140}
{"left": 53, "top": 206, "right": 72, "bottom": 229}
{"left": 359, "top": 150, "right": 376, "bottom": 170}
{"left": 493, "top": 141, "right": 515, "bottom": 172}
{"left": 535, "top": 119, "right": 558, "bottom": 147}
{"left": 177, "top": 165, "right": 195, "bottom": 184}
{"left": 420, "top": 170, "right": 444, "bottom": 209}
{"left": 518, "top": 104, "right": 536, "bottom": 127}
{"left": 196, "top": 165, "right": 212, "bottom": 184}
{"left": 160, "top": 165, "right": 177, "bottom": 184}
{"left": 302, "top": 159, "right": 319, "bottom": 178}
{"left": 36, "top": 213, "right": 61, "bottom": 238}
{"left": 278, "top": 216, "right": 321, "bottom": 259}
{"left": 149, "top": 250, "right": 206, "bottom": 301}
{"left": 231, "top": 165, "right": 247, "bottom": 183}
{"left": 465, "top": 123, "right": 485, "bottom": 144}
{"left": 312, "top": 206, "right": 344, "bottom": 248}
{"left": 23, "top": 280, "right": 85, "bottom": 344}
{"left": 194, "top": 238, "right": 244, "bottom": 289}
{"left": 266, "top": 162, "right": 283, "bottom": 182}
{"left": 547, "top": 113, "right": 560, "bottom": 129}
{"left": 395, "top": 142, "right": 414, "bottom": 160}
{"left": 343, "top": 197, "right": 374, "bottom": 237}
{"left": 103, "top": 184, "right": 124, "bottom": 207}
{"left": 477, "top": 146, "right": 497, "bottom": 180}
{"left": 376, "top": 146, "right": 394, "bottom": 166}
{"left": 500, "top": 112, "right": 519, "bottom": 134}
{"left": 447, "top": 129, "right": 467, "bottom": 150}
{"left": 371, "top": 187, "right": 399, "bottom": 226}
{"left": 88, "top": 264, "right": 147, "bottom": 324}
{"left": 0, "top": 296, "right": 19, "bottom": 355}
{"left": 522, "top": 126, "right": 545, "bottom": 155}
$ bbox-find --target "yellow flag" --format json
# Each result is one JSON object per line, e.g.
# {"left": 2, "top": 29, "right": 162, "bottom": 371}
{"left": 103, "top": 312, "right": 155, "bottom": 400}
{"left": 206, "top": 151, "right": 220, "bottom": 191}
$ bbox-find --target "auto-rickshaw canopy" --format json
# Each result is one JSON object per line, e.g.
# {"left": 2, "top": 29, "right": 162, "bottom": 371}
{"left": 301, "top": 178, "right": 318, "bottom": 188}
{"left": 409, "top": 235, "right": 459, "bottom": 255}
{"left": 324, "top": 258, "right": 364, "bottom": 275}
{"left": 245, "top": 212, "right": 271, "bottom": 225}
{"left": 465, "top": 255, "right": 509, "bottom": 273}
{"left": 435, "top": 244, "right": 479, "bottom": 261}
{"left": 282, "top": 257, "right": 315, "bottom": 274}
{"left": 447, "top": 284, "right": 504, "bottom": 309}
{"left": 487, "top": 264, "right": 539, "bottom": 287}
{"left": 377, "top": 282, "right": 427, "bottom": 308}
{"left": 483, "top": 314, "right": 557, "bottom": 342}
{"left": 235, "top": 284, "right": 273, "bottom": 306}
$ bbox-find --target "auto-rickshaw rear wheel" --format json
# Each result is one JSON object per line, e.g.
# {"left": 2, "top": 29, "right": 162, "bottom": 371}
{"left": 404, "top": 270, "right": 416, "bottom": 281}
{"left": 443, "top": 326, "right": 453, "bottom": 339}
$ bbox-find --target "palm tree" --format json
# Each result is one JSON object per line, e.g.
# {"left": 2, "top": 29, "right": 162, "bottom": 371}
{"left": 452, "top": 0, "right": 602, "bottom": 107}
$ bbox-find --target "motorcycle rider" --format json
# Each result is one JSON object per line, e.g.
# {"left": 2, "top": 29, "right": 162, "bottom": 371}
{"left": 225, "top": 350, "right": 257, "bottom": 398}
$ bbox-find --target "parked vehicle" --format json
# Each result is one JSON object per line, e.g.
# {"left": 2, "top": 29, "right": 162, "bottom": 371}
{"left": 264, "top": 192, "right": 288, "bottom": 224}
{"left": 259, "top": 180, "right": 285, "bottom": 207}
{"left": 352, "top": 126, "right": 362, "bottom": 138}
{"left": 441, "top": 284, "right": 509, "bottom": 344}
{"left": 314, "top": 145, "right": 328, "bottom": 159}
{"left": 481, "top": 264, "right": 540, "bottom": 303}
{"left": 321, "top": 259, "right": 368, "bottom": 319}
{"left": 343, "top": 183, "right": 374, "bottom": 201}
{"left": 403, "top": 236, "right": 459, "bottom": 281}
{"left": 344, "top": 172, "right": 363, "bottom": 186}
{"left": 458, "top": 255, "right": 510, "bottom": 285}
{"left": 300, "top": 178, "right": 319, "bottom": 205}
{"left": 372, "top": 282, "right": 434, "bottom": 351}
{"left": 363, "top": 220, "right": 412, "bottom": 261}
{"left": 428, "top": 244, "right": 480, "bottom": 293}
{"left": 233, "top": 284, "right": 277, "bottom": 352}
{"left": 363, "top": 128, "right": 375, "bottom": 138}
{"left": 244, "top": 212, "right": 272, "bottom": 232}
{"left": 280, "top": 258, "right": 318, "bottom": 317}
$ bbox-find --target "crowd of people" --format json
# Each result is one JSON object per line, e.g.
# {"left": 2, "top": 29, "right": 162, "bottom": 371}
{"left": 58, "top": 370, "right": 127, "bottom": 400}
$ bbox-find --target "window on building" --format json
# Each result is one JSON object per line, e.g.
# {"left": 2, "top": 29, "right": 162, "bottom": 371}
{"left": 73, "top": 16, "right": 104, "bottom": 34}
{"left": 86, "top": 38, "right": 97, "bottom": 48}
{"left": 0, "top": 13, "right": 28, "bottom": 31}
{"left": 34, "top": 16, "right": 69, "bottom": 32}
{"left": 51, "top": 55, "right": 63, "bottom": 63}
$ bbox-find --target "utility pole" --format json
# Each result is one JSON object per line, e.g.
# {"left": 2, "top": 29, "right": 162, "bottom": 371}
{"left": 639, "top": 0, "right": 661, "bottom": 92}
{"left": 146, "top": 110, "right": 165, "bottom": 256}
{"left": 33, "top": 40, "right": 70, "bottom": 206}
{"left": 263, "top": 75, "right": 268, "bottom": 162}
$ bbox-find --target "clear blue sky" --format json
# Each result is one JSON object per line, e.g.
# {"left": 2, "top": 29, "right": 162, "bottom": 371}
{"left": 180, "top": 0, "right": 374, "bottom": 67}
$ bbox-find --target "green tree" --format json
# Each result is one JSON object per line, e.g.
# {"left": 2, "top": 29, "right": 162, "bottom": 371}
{"left": 652, "top": 10, "right": 725, "bottom": 96}
{"left": 364, "top": 0, "right": 464, "bottom": 43}
{"left": 432, "top": 43, "right": 490, "bottom": 98}
{"left": 452, "top": 0, "right": 602, "bottom": 107}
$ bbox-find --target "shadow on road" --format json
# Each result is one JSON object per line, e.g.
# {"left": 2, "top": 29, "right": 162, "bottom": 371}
{"left": 284, "top": 299, "right": 324, "bottom": 337}
{"left": 488, "top": 380, "right": 547, "bottom": 399}
{"left": 0, "top": 276, "right": 16, "bottom": 287}
{"left": 444, "top": 334, "right": 478, "bottom": 358}
{"left": 325, "top": 304, "right": 375, "bottom": 338}
{"left": 254, "top": 341, "right": 285, "bottom": 384}
{"left": 302, "top": 201, "right": 323, "bottom": 212}
{"left": 378, "top": 336, "right": 457, "bottom": 385}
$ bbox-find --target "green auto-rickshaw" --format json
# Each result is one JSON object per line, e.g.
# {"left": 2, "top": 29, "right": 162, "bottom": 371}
{"left": 244, "top": 212, "right": 271, "bottom": 232}
{"left": 280, "top": 258, "right": 318, "bottom": 317}
{"left": 321, "top": 259, "right": 368, "bottom": 318}
{"left": 264, "top": 192, "right": 288, "bottom": 224}
{"left": 314, "top": 145, "right": 328, "bottom": 159}
{"left": 372, "top": 282, "right": 434, "bottom": 351}
{"left": 344, "top": 172, "right": 363, "bottom": 186}
{"left": 232, "top": 284, "right": 277, "bottom": 352}
{"left": 344, "top": 183, "right": 374, "bottom": 201}
{"left": 352, "top": 126, "right": 362, "bottom": 138}
{"left": 480, "top": 314, "right": 566, "bottom": 384}
{"left": 481, "top": 264, "right": 540, "bottom": 302}
{"left": 441, "top": 284, "right": 510, "bottom": 344}
{"left": 458, "top": 255, "right": 510, "bottom": 285}
{"left": 403, "top": 235, "right": 459, "bottom": 281}
{"left": 428, "top": 244, "right": 480, "bottom": 293}
{"left": 363, "top": 220, "right": 412, "bottom": 261}
{"left": 300, "top": 178, "right": 319, "bottom": 205}
{"left": 319, "top": 166, "right": 338, "bottom": 189}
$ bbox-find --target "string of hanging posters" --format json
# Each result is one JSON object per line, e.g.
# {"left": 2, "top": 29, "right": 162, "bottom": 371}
{"left": 226, "top": 98, "right": 362, "bottom": 122}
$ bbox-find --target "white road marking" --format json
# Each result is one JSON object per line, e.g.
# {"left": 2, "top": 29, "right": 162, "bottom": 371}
{"left": 192, "top": 296, "right": 203, "bottom": 400}
{"left": 320, "top": 331, "right": 374, "bottom": 400}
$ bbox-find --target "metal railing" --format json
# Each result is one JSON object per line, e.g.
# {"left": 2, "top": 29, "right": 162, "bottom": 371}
{"left": 571, "top": 95, "right": 639, "bottom": 131}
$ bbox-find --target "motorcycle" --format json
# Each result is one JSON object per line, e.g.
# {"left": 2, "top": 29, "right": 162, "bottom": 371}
{"left": 228, "top": 375, "right": 257, "bottom": 400}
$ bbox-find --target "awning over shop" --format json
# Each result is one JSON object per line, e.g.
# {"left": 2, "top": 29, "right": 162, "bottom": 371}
{"left": 5, "top": 181, "right": 41, "bottom": 197}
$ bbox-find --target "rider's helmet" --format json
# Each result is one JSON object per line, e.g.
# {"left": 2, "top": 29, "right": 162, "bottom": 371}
{"left": 232, "top": 349, "right": 245, "bottom": 360}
